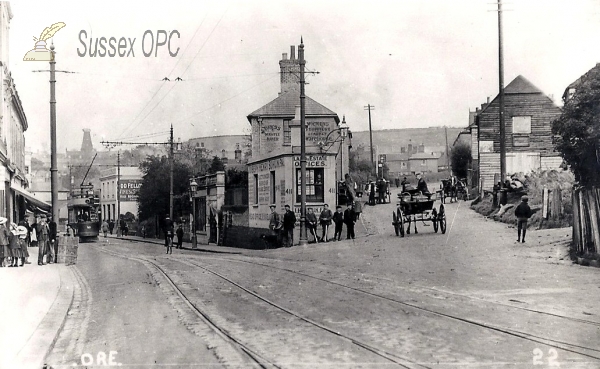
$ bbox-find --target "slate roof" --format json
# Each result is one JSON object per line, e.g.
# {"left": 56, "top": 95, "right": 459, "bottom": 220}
{"left": 504, "top": 75, "right": 543, "bottom": 94}
{"left": 247, "top": 90, "right": 339, "bottom": 123}
{"left": 385, "top": 153, "right": 411, "bottom": 161}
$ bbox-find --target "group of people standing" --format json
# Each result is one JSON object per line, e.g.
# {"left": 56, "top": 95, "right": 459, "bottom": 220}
{"left": 268, "top": 202, "right": 359, "bottom": 247}
{"left": 0, "top": 214, "right": 57, "bottom": 267}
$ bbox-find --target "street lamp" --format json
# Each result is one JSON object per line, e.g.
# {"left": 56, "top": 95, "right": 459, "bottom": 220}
{"left": 190, "top": 178, "right": 198, "bottom": 249}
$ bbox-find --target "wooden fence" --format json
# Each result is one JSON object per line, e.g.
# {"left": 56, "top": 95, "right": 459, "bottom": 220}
{"left": 572, "top": 186, "right": 600, "bottom": 254}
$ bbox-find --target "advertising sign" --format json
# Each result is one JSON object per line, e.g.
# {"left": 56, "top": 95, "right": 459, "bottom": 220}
{"left": 119, "top": 179, "right": 142, "bottom": 202}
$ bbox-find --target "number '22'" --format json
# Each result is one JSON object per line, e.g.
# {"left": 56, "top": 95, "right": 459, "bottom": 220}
{"left": 533, "top": 348, "right": 559, "bottom": 366}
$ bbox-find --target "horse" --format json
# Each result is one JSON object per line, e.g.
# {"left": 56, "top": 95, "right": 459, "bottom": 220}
{"left": 440, "top": 179, "right": 457, "bottom": 203}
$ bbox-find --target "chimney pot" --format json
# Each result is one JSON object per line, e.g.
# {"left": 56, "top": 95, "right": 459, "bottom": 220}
{"left": 282, "top": 53, "right": 288, "bottom": 60}
{"left": 487, "top": 96, "right": 490, "bottom": 103}
{"left": 290, "top": 45, "right": 296, "bottom": 60}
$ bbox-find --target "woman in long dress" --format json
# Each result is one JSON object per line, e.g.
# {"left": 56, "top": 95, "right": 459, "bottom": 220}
{"left": 0, "top": 217, "right": 8, "bottom": 267}
{"left": 8, "top": 223, "right": 22, "bottom": 267}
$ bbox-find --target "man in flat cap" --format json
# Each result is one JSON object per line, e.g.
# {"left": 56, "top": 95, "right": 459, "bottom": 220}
{"left": 514, "top": 195, "right": 533, "bottom": 243}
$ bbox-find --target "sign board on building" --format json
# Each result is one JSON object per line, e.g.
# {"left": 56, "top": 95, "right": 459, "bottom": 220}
{"left": 119, "top": 179, "right": 142, "bottom": 201}
{"left": 293, "top": 155, "right": 328, "bottom": 168}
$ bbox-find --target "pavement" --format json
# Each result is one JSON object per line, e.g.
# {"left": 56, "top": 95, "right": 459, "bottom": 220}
{"left": 0, "top": 246, "right": 77, "bottom": 369}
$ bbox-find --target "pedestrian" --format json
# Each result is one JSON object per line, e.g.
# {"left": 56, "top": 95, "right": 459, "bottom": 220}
{"left": 282, "top": 205, "right": 296, "bottom": 247}
{"left": 333, "top": 205, "right": 344, "bottom": 241}
{"left": 109, "top": 220, "right": 115, "bottom": 235}
{"left": 344, "top": 203, "right": 357, "bottom": 240}
{"left": 8, "top": 223, "right": 22, "bottom": 267}
{"left": 18, "top": 219, "right": 31, "bottom": 264}
{"left": 268, "top": 204, "right": 282, "bottom": 247}
{"left": 515, "top": 195, "right": 533, "bottom": 243}
{"left": 369, "top": 182, "right": 376, "bottom": 206}
{"left": 176, "top": 223, "right": 184, "bottom": 249}
{"left": 120, "top": 217, "right": 128, "bottom": 237}
{"left": 48, "top": 216, "right": 57, "bottom": 264}
{"left": 141, "top": 225, "right": 146, "bottom": 239}
{"left": 163, "top": 214, "right": 174, "bottom": 253}
{"left": 17, "top": 225, "right": 29, "bottom": 267}
{"left": 101, "top": 219, "right": 109, "bottom": 238}
{"left": 36, "top": 215, "right": 49, "bottom": 265}
{"left": 401, "top": 177, "right": 409, "bottom": 193}
{"left": 319, "top": 204, "right": 333, "bottom": 242}
{"left": 0, "top": 217, "right": 9, "bottom": 267}
{"left": 306, "top": 208, "right": 319, "bottom": 243}
{"left": 354, "top": 194, "right": 363, "bottom": 219}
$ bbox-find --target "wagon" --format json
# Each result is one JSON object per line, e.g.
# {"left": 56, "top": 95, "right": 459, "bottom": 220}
{"left": 391, "top": 189, "right": 447, "bottom": 237}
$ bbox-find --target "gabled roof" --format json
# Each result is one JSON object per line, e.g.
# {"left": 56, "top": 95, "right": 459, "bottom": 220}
{"left": 247, "top": 90, "right": 339, "bottom": 123}
{"left": 504, "top": 75, "right": 543, "bottom": 94}
{"left": 385, "top": 153, "right": 410, "bottom": 161}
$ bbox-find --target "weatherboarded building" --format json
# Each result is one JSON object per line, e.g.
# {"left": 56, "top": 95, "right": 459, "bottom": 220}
{"left": 477, "top": 75, "right": 562, "bottom": 190}
{"left": 245, "top": 45, "right": 347, "bottom": 244}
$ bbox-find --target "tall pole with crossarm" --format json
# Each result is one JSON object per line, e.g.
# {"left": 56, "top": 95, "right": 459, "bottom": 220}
{"left": 49, "top": 44, "right": 59, "bottom": 222}
{"left": 299, "top": 37, "right": 307, "bottom": 246}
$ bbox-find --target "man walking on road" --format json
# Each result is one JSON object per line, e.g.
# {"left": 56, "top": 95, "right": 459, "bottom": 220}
{"left": 163, "top": 215, "right": 174, "bottom": 248}
{"left": 282, "top": 205, "right": 296, "bottom": 247}
{"left": 36, "top": 215, "right": 49, "bottom": 265}
{"left": 515, "top": 195, "right": 533, "bottom": 243}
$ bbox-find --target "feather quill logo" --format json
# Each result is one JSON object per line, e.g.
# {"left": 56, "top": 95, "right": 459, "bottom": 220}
{"left": 23, "top": 22, "right": 66, "bottom": 61}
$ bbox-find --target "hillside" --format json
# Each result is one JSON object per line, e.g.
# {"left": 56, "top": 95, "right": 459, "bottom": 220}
{"left": 351, "top": 127, "right": 463, "bottom": 154}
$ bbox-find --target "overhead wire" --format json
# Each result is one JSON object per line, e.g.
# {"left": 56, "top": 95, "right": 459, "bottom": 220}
{"left": 116, "top": 13, "right": 209, "bottom": 139}
{"left": 119, "top": 8, "right": 228, "bottom": 138}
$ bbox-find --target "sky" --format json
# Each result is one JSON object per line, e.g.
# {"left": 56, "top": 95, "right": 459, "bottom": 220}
{"left": 7, "top": 0, "right": 600, "bottom": 153}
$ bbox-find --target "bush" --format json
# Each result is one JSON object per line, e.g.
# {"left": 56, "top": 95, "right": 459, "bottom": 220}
{"left": 470, "top": 170, "right": 575, "bottom": 229}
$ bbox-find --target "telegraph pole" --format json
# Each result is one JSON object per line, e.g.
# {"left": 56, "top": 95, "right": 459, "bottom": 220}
{"left": 169, "top": 124, "right": 174, "bottom": 220}
{"left": 364, "top": 104, "right": 375, "bottom": 177}
{"left": 299, "top": 37, "right": 307, "bottom": 246}
{"left": 445, "top": 126, "right": 450, "bottom": 172}
{"left": 49, "top": 44, "right": 59, "bottom": 222}
{"left": 498, "top": 0, "right": 507, "bottom": 181}
{"left": 117, "top": 151, "right": 121, "bottom": 232}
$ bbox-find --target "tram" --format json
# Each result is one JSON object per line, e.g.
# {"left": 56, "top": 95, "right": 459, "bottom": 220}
{"left": 67, "top": 184, "right": 101, "bottom": 241}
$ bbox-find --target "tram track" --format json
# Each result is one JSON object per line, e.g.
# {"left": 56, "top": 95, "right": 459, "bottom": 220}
{"left": 190, "top": 254, "right": 600, "bottom": 362}
{"left": 93, "top": 245, "right": 427, "bottom": 368}
{"left": 92, "top": 243, "right": 599, "bottom": 367}
{"left": 91, "top": 245, "right": 281, "bottom": 369}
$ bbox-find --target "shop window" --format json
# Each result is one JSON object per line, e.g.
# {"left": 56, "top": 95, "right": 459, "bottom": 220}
{"left": 296, "top": 168, "right": 324, "bottom": 203}
{"left": 283, "top": 119, "right": 291, "bottom": 146}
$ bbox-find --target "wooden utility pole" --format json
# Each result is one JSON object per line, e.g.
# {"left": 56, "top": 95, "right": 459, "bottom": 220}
{"left": 299, "top": 37, "right": 307, "bottom": 246}
{"left": 498, "top": 0, "right": 507, "bottom": 182}
{"left": 445, "top": 126, "right": 450, "bottom": 173}
{"left": 49, "top": 44, "right": 59, "bottom": 222}
{"left": 117, "top": 151, "right": 121, "bottom": 227}
{"left": 364, "top": 104, "right": 375, "bottom": 177}
{"left": 169, "top": 125, "right": 174, "bottom": 220}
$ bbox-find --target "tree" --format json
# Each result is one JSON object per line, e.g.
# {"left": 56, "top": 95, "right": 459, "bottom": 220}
{"left": 450, "top": 143, "right": 471, "bottom": 179}
{"left": 349, "top": 144, "right": 375, "bottom": 186}
{"left": 552, "top": 69, "right": 600, "bottom": 186}
{"left": 208, "top": 156, "right": 226, "bottom": 174}
{"left": 137, "top": 155, "right": 192, "bottom": 222}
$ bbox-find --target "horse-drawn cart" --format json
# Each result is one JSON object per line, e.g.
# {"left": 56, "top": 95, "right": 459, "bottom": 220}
{"left": 392, "top": 190, "right": 447, "bottom": 237}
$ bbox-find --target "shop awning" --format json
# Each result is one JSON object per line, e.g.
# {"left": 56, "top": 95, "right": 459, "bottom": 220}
{"left": 11, "top": 186, "right": 52, "bottom": 213}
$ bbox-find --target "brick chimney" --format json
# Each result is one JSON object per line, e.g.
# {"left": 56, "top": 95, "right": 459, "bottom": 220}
{"left": 279, "top": 45, "right": 301, "bottom": 94}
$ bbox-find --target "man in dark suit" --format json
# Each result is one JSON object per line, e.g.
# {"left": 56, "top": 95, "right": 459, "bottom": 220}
{"left": 163, "top": 215, "right": 174, "bottom": 247}
{"left": 48, "top": 216, "right": 57, "bottom": 264}
{"left": 282, "top": 205, "right": 296, "bottom": 247}
{"left": 343, "top": 203, "right": 356, "bottom": 240}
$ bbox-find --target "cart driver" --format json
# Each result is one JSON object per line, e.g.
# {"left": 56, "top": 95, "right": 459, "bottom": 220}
{"left": 415, "top": 172, "right": 431, "bottom": 199}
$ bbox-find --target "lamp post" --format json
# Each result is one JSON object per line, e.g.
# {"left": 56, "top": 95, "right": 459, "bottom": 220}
{"left": 190, "top": 179, "right": 198, "bottom": 249}
{"left": 339, "top": 116, "right": 348, "bottom": 181}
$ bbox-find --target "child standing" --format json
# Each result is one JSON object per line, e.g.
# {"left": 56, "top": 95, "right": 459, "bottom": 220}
{"left": 515, "top": 195, "right": 533, "bottom": 243}
{"left": 176, "top": 224, "right": 184, "bottom": 249}
{"left": 333, "top": 206, "right": 344, "bottom": 241}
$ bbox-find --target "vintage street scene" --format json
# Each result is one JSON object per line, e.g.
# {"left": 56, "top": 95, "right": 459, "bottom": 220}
{"left": 1, "top": 1, "right": 599, "bottom": 368}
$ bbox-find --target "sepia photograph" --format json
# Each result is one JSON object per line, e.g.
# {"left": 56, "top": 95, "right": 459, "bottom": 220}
{"left": 1, "top": 0, "right": 599, "bottom": 368}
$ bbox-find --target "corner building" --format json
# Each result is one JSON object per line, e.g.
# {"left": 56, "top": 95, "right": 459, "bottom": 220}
{"left": 246, "top": 45, "right": 347, "bottom": 243}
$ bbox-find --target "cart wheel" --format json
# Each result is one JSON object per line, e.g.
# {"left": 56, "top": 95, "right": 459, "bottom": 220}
{"left": 432, "top": 208, "right": 439, "bottom": 233}
{"left": 439, "top": 204, "right": 447, "bottom": 234}
{"left": 393, "top": 211, "right": 400, "bottom": 236}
